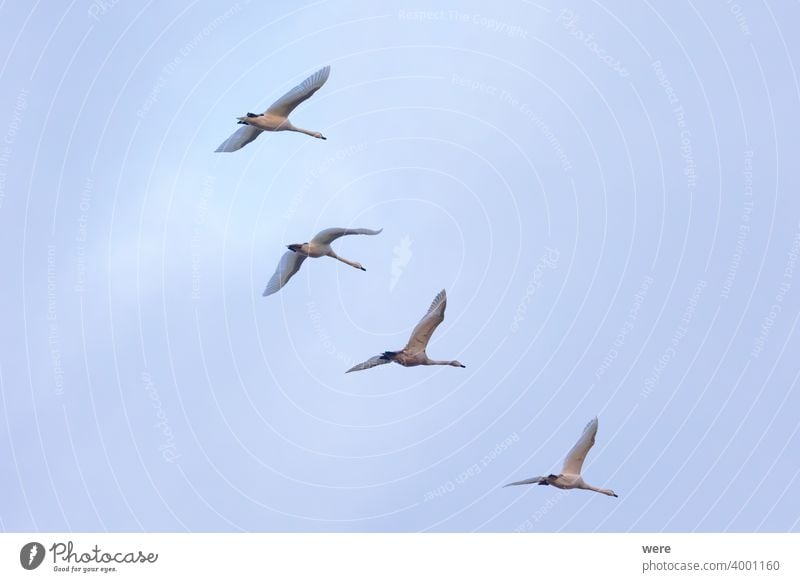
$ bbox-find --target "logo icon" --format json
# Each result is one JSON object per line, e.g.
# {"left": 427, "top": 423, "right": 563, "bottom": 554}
{"left": 389, "top": 235, "right": 413, "bottom": 291}
{"left": 20, "top": 542, "right": 45, "bottom": 570}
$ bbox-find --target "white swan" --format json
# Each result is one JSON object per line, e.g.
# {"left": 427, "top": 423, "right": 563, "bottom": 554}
{"left": 346, "top": 289, "right": 466, "bottom": 373}
{"left": 504, "top": 417, "right": 618, "bottom": 497}
{"left": 216, "top": 66, "right": 330, "bottom": 152}
{"left": 262, "top": 227, "right": 382, "bottom": 297}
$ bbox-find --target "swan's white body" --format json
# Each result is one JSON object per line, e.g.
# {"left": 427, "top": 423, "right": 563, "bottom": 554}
{"left": 346, "top": 289, "right": 466, "bottom": 373}
{"left": 505, "top": 417, "right": 618, "bottom": 497}
{"left": 262, "top": 227, "right": 382, "bottom": 297}
{"left": 216, "top": 66, "right": 330, "bottom": 152}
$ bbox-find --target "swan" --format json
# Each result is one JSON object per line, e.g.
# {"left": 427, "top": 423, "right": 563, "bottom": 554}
{"left": 346, "top": 289, "right": 466, "bottom": 373}
{"left": 504, "top": 417, "right": 618, "bottom": 497}
{"left": 262, "top": 227, "right": 382, "bottom": 297}
{"left": 216, "top": 65, "right": 330, "bottom": 152}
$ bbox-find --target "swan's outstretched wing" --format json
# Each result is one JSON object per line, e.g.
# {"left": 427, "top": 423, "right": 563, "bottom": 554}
{"left": 503, "top": 476, "right": 546, "bottom": 487}
{"left": 215, "top": 125, "right": 263, "bottom": 152}
{"left": 345, "top": 354, "right": 392, "bottom": 373}
{"left": 404, "top": 289, "right": 447, "bottom": 354}
{"left": 311, "top": 227, "right": 383, "bottom": 245}
{"left": 262, "top": 251, "right": 307, "bottom": 297}
{"left": 561, "top": 417, "right": 599, "bottom": 475}
{"left": 265, "top": 66, "right": 331, "bottom": 118}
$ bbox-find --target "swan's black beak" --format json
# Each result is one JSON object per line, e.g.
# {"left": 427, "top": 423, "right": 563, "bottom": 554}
{"left": 360, "top": 267, "right": 366, "bottom": 271}
{"left": 460, "top": 364, "right": 466, "bottom": 368}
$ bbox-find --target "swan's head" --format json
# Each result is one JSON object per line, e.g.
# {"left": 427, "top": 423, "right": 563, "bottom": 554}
{"left": 451, "top": 361, "right": 466, "bottom": 368}
{"left": 607, "top": 489, "right": 619, "bottom": 498}
{"left": 287, "top": 244, "right": 302, "bottom": 253}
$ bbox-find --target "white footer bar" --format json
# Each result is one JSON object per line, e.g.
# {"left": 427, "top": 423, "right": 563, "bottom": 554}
{"left": 1, "top": 533, "right": 797, "bottom": 581}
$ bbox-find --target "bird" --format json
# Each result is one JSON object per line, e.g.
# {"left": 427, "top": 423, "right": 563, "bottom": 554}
{"left": 216, "top": 65, "right": 331, "bottom": 152}
{"left": 262, "top": 227, "right": 382, "bottom": 297}
{"left": 346, "top": 289, "right": 466, "bottom": 373}
{"left": 504, "top": 417, "right": 618, "bottom": 497}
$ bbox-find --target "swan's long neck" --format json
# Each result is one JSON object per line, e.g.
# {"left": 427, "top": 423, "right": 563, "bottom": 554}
{"left": 426, "top": 359, "right": 459, "bottom": 366}
{"left": 289, "top": 125, "right": 318, "bottom": 137}
{"left": 329, "top": 252, "right": 363, "bottom": 270}
{"left": 585, "top": 484, "right": 617, "bottom": 497}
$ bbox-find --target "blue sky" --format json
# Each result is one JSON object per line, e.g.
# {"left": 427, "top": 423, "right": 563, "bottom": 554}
{"left": 0, "top": 0, "right": 799, "bottom": 532}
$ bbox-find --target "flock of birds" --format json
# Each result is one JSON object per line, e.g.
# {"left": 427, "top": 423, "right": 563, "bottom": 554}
{"left": 215, "top": 66, "right": 618, "bottom": 500}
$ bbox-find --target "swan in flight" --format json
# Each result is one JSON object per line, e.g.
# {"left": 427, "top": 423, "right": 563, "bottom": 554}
{"left": 262, "top": 227, "right": 382, "bottom": 297}
{"left": 346, "top": 289, "right": 466, "bottom": 373}
{"left": 504, "top": 417, "right": 618, "bottom": 497}
{"left": 216, "top": 66, "right": 331, "bottom": 152}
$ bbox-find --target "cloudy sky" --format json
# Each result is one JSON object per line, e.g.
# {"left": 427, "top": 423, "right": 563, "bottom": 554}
{"left": 0, "top": 0, "right": 798, "bottom": 532}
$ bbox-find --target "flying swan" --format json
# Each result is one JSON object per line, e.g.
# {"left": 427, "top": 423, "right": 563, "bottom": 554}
{"left": 216, "top": 65, "right": 331, "bottom": 152}
{"left": 346, "top": 289, "right": 466, "bottom": 373}
{"left": 504, "top": 417, "right": 618, "bottom": 497}
{"left": 262, "top": 227, "right": 382, "bottom": 297}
